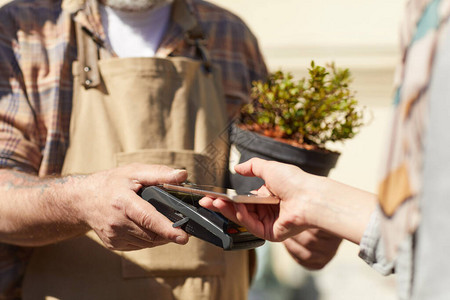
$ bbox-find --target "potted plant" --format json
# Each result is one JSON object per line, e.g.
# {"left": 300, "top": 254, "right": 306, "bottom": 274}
{"left": 229, "top": 61, "right": 365, "bottom": 193}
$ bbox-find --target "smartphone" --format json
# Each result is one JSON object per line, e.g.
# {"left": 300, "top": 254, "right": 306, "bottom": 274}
{"left": 162, "top": 183, "right": 280, "bottom": 204}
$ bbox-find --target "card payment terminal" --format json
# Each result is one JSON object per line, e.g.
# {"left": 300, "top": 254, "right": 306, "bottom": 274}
{"left": 140, "top": 186, "right": 265, "bottom": 251}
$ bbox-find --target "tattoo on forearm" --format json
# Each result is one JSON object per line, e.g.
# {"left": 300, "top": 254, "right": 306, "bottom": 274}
{"left": 0, "top": 170, "right": 85, "bottom": 195}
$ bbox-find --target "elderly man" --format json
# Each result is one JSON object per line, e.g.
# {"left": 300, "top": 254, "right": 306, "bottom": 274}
{"left": 0, "top": 0, "right": 342, "bottom": 299}
{"left": 0, "top": 0, "right": 269, "bottom": 299}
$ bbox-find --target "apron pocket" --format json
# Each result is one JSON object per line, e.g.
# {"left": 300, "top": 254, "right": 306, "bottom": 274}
{"left": 115, "top": 149, "right": 225, "bottom": 278}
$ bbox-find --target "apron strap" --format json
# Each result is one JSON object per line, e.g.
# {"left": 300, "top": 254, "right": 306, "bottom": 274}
{"left": 70, "top": 0, "right": 114, "bottom": 89}
{"left": 184, "top": 26, "right": 212, "bottom": 72}
{"left": 171, "top": 0, "right": 212, "bottom": 72}
{"left": 74, "top": 23, "right": 102, "bottom": 88}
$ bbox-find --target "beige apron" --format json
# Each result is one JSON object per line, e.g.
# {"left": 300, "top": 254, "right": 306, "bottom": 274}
{"left": 23, "top": 2, "right": 249, "bottom": 299}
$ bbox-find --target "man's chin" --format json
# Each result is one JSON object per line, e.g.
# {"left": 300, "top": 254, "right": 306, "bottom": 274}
{"left": 101, "top": 0, "right": 172, "bottom": 11}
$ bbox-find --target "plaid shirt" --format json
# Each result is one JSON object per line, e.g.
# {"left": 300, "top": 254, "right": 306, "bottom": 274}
{"left": 0, "top": 0, "right": 267, "bottom": 298}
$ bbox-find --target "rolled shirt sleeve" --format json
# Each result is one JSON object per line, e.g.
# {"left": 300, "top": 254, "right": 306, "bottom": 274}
{"left": 358, "top": 208, "right": 396, "bottom": 276}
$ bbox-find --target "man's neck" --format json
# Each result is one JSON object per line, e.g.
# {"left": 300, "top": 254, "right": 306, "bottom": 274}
{"left": 99, "top": 2, "right": 172, "bottom": 57}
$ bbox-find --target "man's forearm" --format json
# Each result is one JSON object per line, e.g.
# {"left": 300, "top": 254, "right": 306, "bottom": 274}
{"left": 0, "top": 170, "right": 89, "bottom": 246}
{"left": 0, "top": 164, "right": 191, "bottom": 251}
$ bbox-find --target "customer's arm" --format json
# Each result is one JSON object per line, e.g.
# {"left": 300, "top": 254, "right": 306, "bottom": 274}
{"left": 200, "top": 157, "right": 377, "bottom": 244}
{"left": 0, "top": 164, "right": 189, "bottom": 250}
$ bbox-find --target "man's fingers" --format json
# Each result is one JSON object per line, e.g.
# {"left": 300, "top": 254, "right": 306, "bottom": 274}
{"left": 113, "top": 240, "right": 169, "bottom": 251}
{"left": 289, "top": 229, "right": 341, "bottom": 254}
{"left": 283, "top": 230, "right": 341, "bottom": 270}
{"left": 118, "top": 231, "right": 170, "bottom": 250}
{"left": 283, "top": 237, "right": 323, "bottom": 269}
{"left": 127, "top": 195, "right": 189, "bottom": 245}
{"left": 127, "top": 222, "right": 175, "bottom": 245}
{"left": 126, "top": 164, "right": 188, "bottom": 188}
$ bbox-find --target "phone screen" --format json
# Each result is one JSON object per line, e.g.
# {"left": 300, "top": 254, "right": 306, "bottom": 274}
{"left": 162, "top": 183, "right": 279, "bottom": 204}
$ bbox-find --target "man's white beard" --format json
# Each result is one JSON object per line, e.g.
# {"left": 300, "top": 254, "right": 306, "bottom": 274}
{"left": 102, "top": 0, "right": 172, "bottom": 11}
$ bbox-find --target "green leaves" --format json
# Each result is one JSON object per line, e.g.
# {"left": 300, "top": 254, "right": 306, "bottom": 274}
{"left": 240, "top": 61, "right": 364, "bottom": 149}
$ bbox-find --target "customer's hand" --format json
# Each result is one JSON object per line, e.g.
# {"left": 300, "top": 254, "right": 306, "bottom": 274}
{"left": 73, "top": 163, "right": 189, "bottom": 251}
{"left": 200, "top": 157, "right": 377, "bottom": 245}
{"left": 200, "top": 158, "right": 320, "bottom": 241}
{"left": 283, "top": 229, "right": 342, "bottom": 270}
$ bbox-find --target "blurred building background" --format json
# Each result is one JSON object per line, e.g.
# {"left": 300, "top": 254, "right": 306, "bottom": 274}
{"left": 209, "top": 0, "right": 408, "bottom": 299}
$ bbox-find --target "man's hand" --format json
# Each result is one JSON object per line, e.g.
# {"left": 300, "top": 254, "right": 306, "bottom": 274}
{"left": 283, "top": 229, "right": 342, "bottom": 270}
{"left": 73, "top": 163, "right": 189, "bottom": 251}
{"left": 0, "top": 163, "right": 189, "bottom": 250}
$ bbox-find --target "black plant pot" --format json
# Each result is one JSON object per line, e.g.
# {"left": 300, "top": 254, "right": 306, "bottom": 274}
{"left": 228, "top": 125, "right": 340, "bottom": 194}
